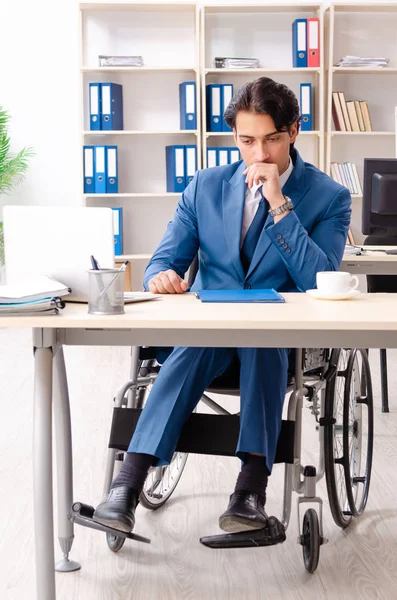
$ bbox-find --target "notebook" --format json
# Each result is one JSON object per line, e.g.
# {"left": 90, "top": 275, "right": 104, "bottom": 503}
{"left": 0, "top": 275, "right": 70, "bottom": 304}
{"left": 195, "top": 289, "right": 285, "bottom": 303}
{"left": 0, "top": 297, "right": 65, "bottom": 315}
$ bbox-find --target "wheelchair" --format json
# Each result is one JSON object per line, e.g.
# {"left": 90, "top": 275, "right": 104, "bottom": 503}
{"left": 71, "top": 342, "right": 374, "bottom": 574}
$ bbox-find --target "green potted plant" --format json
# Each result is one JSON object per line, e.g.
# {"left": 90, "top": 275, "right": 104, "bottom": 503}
{"left": 0, "top": 107, "right": 34, "bottom": 283}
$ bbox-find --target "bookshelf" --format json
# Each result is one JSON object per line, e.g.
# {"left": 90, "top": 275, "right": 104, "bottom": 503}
{"left": 325, "top": 2, "right": 397, "bottom": 243}
{"left": 200, "top": 3, "right": 325, "bottom": 171}
{"left": 79, "top": 2, "right": 200, "bottom": 287}
{"left": 79, "top": 2, "right": 326, "bottom": 287}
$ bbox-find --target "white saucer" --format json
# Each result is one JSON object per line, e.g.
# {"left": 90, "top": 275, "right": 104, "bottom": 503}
{"left": 306, "top": 289, "right": 361, "bottom": 301}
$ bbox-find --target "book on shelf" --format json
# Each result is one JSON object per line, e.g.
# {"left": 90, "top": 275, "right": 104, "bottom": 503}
{"left": 332, "top": 93, "right": 372, "bottom": 132}
{"left": 330, "top": 162, "right": 362, "bottom": 195}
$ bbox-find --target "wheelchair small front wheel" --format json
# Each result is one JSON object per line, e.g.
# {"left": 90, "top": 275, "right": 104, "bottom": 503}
{"left": 301, "top": 509, "right": 321, "bottom": 574}
{"left": 106, "top": 532, "right": 126, "bottom": 553}
{"left": 140, "top": 451, "right": 189, "bottom": 510}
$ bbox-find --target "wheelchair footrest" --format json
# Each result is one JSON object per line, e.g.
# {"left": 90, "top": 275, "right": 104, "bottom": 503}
{"left": 69, "top": 502, "right": 151, "bottom": 545}
{"left": 200, "top": 516, "right": 286, "bottom": 549}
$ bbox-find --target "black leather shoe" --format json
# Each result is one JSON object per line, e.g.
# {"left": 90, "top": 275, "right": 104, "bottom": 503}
{"left": 218, "top": 491, "right": 268, "bottom": 533}
{"left": 93, "top": 486, "right": 139, "bottom": 533}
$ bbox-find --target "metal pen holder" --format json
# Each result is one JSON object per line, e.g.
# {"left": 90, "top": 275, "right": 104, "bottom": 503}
{"left": 88, "top": 269, "right": 125, "bottom": 315}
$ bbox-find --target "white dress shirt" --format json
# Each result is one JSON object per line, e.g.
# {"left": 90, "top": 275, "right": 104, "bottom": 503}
{"left": 240, "top": 158, "right": 293, "bottom": 247}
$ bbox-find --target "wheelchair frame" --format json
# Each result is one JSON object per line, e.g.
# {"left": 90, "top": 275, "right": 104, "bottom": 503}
{"left": 71, "top": 345, "right": 373, "bottom": 573}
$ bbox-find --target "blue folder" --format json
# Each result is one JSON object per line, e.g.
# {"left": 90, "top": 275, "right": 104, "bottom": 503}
{"left": 89, "top": 83, "right": 101, "bottom": 130}
{"left": 179, "top": 81, "right": 197, "bottom": 130}
{"left": 101, "top": 83, "right": 123, "bottom": 130}
{"left": 195, "top": 289, "right": 285, "bottom": 303}
{"left": 292, "top": 19, "right": 307, "bottom": 68}
{"left": 300, "top": 83, "right": 312, "bottom": 131}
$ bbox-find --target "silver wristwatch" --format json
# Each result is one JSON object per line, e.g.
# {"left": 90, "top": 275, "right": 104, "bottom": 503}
{"left": 269, "top": 195, "right": 294, "bottom": 217}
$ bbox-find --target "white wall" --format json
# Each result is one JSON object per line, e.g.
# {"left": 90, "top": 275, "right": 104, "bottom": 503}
{"left": 0, "top": 0, "right": 378, "bottom": 225}
{"left": 0, "top": 0, "right": 82, "bottom": 218}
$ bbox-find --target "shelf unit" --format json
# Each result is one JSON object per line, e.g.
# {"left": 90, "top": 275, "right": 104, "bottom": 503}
{"left": 79, "top": 2, "right": 200, "bottom": 272}
{"left": 325, "top": 2, "right": 397, "bottom": 242}
{"left": 200, "top": 3, "right": 325, "bottom": 171}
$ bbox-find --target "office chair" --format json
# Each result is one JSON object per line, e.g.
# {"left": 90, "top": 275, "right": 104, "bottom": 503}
{"left": 363, "top": 234, "right": 397, "bottom": 412}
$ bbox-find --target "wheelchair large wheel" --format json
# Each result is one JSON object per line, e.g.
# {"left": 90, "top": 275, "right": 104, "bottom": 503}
{"left": 324, "top": 348, "right": 373, "bottom": 528}
{"left": 136, "top": 360, "right": 189, "bottom": 510}
{"left": 343, "top": 349, "right": 373, "bottom": 517}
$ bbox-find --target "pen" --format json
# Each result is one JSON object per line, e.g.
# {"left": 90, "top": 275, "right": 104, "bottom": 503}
{"left": 90, "top": 255, "right": 100, "bottom": 270}
{"left": 98, "top": 260, "right": 129, "bottom": 300}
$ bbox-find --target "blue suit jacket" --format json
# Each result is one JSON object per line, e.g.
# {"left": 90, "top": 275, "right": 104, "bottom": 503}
{"left": 144, "top": 149, "right": 351, "bottom": 293}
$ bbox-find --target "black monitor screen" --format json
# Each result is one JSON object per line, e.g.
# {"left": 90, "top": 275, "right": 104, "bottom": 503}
{"left": 362, "top": 158, "right": 397, "bottom": 235}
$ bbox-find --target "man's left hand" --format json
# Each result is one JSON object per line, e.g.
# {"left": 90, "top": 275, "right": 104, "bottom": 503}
{"left": 243, "top": 163, "right": 284, "bottom": 209}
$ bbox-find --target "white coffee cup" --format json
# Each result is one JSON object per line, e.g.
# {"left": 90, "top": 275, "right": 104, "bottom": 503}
{"left": 316, "top": 271, "right": 359, "bottom": 294}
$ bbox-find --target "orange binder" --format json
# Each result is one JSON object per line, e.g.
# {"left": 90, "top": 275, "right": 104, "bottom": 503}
{"left": 307, "top": 18, "right": 320, "bottom": 68}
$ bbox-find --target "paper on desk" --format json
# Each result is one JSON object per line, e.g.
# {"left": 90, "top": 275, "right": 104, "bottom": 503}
{"left": 0, "top": 275, "right": 70, "bottom": 304}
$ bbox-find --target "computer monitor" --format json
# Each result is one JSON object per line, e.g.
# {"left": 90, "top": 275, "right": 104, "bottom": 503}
{"left": 362, "top": 158, "right": 397, "bottom": 235}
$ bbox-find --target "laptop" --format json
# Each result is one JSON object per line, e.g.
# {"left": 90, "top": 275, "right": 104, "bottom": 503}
{"left": 3, "top": 206, "right": 155, "bottom": 303}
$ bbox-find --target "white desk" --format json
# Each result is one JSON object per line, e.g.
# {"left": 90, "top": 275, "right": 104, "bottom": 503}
{"left": 2, "top": 292, "right": 397, "bottom": 600}
{"left": 341, "top": 246, "right": 397, "bottom": 275}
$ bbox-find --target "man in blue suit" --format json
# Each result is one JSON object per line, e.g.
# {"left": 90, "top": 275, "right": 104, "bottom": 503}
{"left": 94, "top": 77, "right": 351, "bottom": 535}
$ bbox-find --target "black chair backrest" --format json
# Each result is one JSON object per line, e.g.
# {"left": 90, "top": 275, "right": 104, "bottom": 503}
{"left": 364, "top": 235, "right": 397, "bottom": 293}
{"left": 187, "top": 254, "right": 199, "bottom": 288}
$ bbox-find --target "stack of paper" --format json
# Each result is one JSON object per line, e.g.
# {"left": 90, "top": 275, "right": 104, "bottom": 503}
{"left": 0, "top": 275, "right": 70, "bottom": 316}
{"left": 336, "top": 55, "right": 389, "bottom": 68}
{"left": 214, "top": 57, "right": 260, "bottom": 69}
{"left": 98, "top": 55, "right": 144, "bottom": 67}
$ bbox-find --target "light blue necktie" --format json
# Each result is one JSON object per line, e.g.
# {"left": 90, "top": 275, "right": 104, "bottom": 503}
{"left": 240, "top": 188, "right": 268, "bottom": 274}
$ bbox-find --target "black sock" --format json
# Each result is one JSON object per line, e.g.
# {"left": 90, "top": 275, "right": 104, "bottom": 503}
{"left": 234, "top": 454, "right": 270, "bottom": 506}
{"left": 111, "top": 452, "right": 156, "bottom": 493}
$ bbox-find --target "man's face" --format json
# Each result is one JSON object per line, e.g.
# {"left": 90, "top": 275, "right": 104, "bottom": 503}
{"left": 233, "top": 111, "right": 298, "bottom": 175}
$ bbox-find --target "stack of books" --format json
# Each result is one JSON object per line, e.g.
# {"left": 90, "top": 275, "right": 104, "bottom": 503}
{"left": 0, "top": 275, "right": 70, "bottom": 316}
{"left": 214, "top": 57, "right": 260, "bottom": 69}
{"left": 332, "top": 92, "right": 372, "bottom": 132}
{"left": 98, "top": 55, "right": 144, "bottom": 67}
{"left": 330, "top": 162, "right": 362, "bottom": 196}
{"left": 336, "top": 55, "right": 389, "bottom": 68}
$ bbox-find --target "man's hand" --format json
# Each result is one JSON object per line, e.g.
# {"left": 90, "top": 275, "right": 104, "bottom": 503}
{"left": 149, "top": 270, "right": 188, "bottom": 294}
{"left": 243, "top": 163, "right": 284, "bottom": 208}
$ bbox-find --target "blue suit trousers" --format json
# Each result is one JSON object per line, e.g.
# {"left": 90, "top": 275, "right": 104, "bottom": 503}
{"left": 128, "top": 346, "right": 289, "bottom": 473}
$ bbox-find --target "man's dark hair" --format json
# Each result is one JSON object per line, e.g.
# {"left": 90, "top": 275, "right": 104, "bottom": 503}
{"left": 224, "top": 77, "right": 302, "bottom": 135}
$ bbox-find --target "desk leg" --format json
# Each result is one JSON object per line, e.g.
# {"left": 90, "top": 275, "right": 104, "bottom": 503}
{"left": 33, "top": 344, "right": 56, "bottom": 600}
{"left": 53, "top": 347, "right": 81, "bottom": 572}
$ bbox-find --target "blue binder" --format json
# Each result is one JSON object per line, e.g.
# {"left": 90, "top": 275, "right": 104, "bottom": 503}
{"left": 101, "top": 83, "right": 123, "bottom": 130}
{"left": 184, "top": 145, "right": 197, "bottom": 185}
{"left": 89, "top": 83, "right": 101, "bottom": 130}
{"left": 206, "top": 147, "right": 218, "bottom": 168}
{"left": 112, "top": 207, "right": 123, "bottom": 255}
{"left": 221, "top": 84, "right": 234, "bottom": 132}
{"left": 166, "top": 145, "right": 186, "bottom": 192}
{"left": 83, "top": 146, "right": 95, "bottom": 193}
{"left": 300, "top": 83, "right": 312, "bottom": 131}
{"left": 292, "top": 19, "right": 307, "bottom": 68}
{"left": 195, "top": 289, "right": 285, "bottom": 303}
{"left": 179, "top": 82, "right": 197, "bottom": 130}
{"left": 94, "top": 145, "right": 107, "bottom": 193}
{"left": 206, "top": 84, "right": 222, "bottom": 132}
{"left": 228, "top": 148, "right": 241, "bottom": 164}
{"left": 106, "top": 146, "right": 118, "bottom": 193}
{"left": 217, "top": 147, "right": 229, "bottom": 167}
